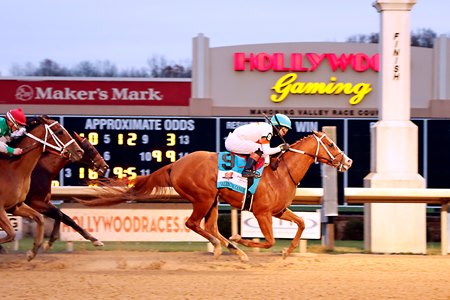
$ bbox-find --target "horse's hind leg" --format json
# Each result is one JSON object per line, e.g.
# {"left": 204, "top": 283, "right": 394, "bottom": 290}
{"left": 44, "top": 210, "right": 61, "bottom": 251}
{"left": 275, "top": 208, "right": 305, "bottom": 258}
{"left": 12, "top": 203, "right": 45, "bottom": 261}
{"left": 185, "top": 208, "right": 219, "bottom": 247}
{"left": 204, "top": 198, "right": 248, "bottom": 262}
{"left": 29, "top": 200, "right": 63, "bottom": 250}
{"left": 183, "top": 198, "right": 241, "bottom": 260}
{"left": 0, "top": 209, "right": 16, "bottom": 250}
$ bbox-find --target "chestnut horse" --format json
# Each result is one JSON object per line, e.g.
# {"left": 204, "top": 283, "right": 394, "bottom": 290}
{"left": 79, "top": 131, "right": 352, "bottom": 261}
{"left": 25, "top": 132, "right": 108, "bottom": 250}
{"left": 0, "top": 116, "right": 84, "bottom": 260}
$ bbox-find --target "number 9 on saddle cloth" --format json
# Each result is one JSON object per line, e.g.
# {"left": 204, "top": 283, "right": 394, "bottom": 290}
{"left": 216, "top": 152, "right": 265, "bottom": 211}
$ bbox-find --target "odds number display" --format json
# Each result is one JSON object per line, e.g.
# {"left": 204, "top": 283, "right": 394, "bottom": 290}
{"left": 59, "top": 116, "right": 217, "bottom": 186}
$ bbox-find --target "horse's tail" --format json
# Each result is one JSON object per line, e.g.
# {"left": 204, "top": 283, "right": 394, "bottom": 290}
{"left": 131, "top": 163, "right": 173, "bottom": 197}
{"left": 76, "top": 163, "right": 173, "bottom": 206}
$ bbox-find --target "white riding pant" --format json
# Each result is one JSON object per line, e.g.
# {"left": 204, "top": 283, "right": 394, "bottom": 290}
{"left": 225, "top": 133, "right": 271, "bottom": 164}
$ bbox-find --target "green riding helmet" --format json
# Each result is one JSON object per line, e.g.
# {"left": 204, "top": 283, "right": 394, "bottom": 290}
{"left": 270, "top": 113, "right": 292, "bottom": 129}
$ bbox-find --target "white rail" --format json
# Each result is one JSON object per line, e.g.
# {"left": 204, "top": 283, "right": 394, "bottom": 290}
{"left": 50, "top": 186, "right": 325, "bottom": 205}
{"left": 346, "top": 188, "right": 449, "bottom": 256}
{"left": 50, "top": 186, "right": 449, "bottom": 255}
{"left": 346, "top": 187, "right": 450, "bottom": 204}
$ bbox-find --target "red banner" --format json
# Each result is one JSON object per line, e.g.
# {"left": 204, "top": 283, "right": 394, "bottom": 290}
{"left": 0, "top": 78, "right": 191, "bottom": 106}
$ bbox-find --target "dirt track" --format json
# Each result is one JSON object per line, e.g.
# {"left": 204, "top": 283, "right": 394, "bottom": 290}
{"left": 1, "top": 251, "right": 449, "bottom": 300}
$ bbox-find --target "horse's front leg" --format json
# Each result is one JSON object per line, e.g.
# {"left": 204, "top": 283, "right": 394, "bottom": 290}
{"left": 275, "top": 208, "right": 305, "bottom": 258}
{"left": 41, "top": 203, "right": 104, "bottom": 250}
{"left": 12, "top": 203, "right": 45, "bottom": 261}
{"left": 60, "top": 211, "right": 104, "bottom": 246}
{"left": 230, "top": 212, "right": 276, "bottom": 249}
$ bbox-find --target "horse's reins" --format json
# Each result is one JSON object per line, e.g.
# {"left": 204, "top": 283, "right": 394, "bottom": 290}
{"left": 20, "top": 121, "right": 76, "bottom": 156}
{"left": 289, "top": 133, "right": 344, "bottom": 165}
{"left": 276, "top": 133, "right": 344, "bottom": 186}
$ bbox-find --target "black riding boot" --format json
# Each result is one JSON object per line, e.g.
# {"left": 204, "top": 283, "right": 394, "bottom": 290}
{"left": 242, "top": 150, "right": 262, "bottom": 178}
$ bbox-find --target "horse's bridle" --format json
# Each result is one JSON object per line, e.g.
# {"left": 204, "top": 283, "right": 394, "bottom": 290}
{"left": 22, "top": 121, "right": 76, "bottom": 157}
{"left": 277, "top": 132, "right": 346, "bottom": 185}
{"left": 289, "top": 132, "right": 346, "bottom": 169}
{"left": 80, "top": 139, "right": 109, "bottom": 175}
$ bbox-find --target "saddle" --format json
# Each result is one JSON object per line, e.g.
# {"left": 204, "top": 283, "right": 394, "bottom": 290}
{"left": 216, "top": 152, "right": 265, "bottom": 211}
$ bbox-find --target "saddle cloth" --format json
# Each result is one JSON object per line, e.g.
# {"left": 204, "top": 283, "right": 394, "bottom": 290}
{"left": 216, "top": 152, "right": 264, "bottom": 195}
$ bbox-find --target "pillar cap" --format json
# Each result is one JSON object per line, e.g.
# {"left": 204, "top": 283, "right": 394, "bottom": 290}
{"left": 373, "top": 0, "right": 416, "bottom": 12}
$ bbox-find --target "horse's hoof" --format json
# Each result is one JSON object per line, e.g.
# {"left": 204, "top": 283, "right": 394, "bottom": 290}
{"left": 282, "top": 248, "right": 289, "bottom": 259}
{"left": 238, "top": 252, "right": 249, "bottom": 262}
{"left": 43, "top": 241, "right": 51, "bottom": 252}
{"left": 0, "top": 246, "right": 8, "bottom": 254}
{"left": 92, "top": 240, "right": 104, "bottom": 247}
{"left": 26, "top": 250, "right": 35, "bottom": 261}
{"left": 213, "top": 246, "right": 222, "bottom": 258}
{"left": 229, "top": 234, "right": 241, "bottom": 242}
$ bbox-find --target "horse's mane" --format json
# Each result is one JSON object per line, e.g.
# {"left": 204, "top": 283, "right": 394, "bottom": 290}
{"left": 289, "top": 132, "right": 314, "bottom": 148}
{"left": 26, "top": 115, "right": 51, "bottom": 130}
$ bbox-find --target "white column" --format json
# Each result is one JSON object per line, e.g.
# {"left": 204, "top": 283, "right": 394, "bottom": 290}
{"left": 190, "top": 33, "right": 213, "bottom": 115}
{"left": 437, "top": 34, "right": 448, "bottom": 99}
{"left": 192, "top": 33, "right": 210, "bottom": 99}
{"left": 363, "top": 0, "right": 426, "bottom": 254}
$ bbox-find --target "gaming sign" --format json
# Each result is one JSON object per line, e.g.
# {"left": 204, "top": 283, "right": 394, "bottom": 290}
{"left": 233, "top": 52, "right": 378, "bottom": 106}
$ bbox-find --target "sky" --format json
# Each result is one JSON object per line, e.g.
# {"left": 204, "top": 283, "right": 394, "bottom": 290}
{"left": 1, "top": 0, "right": 449, "bottom": 76}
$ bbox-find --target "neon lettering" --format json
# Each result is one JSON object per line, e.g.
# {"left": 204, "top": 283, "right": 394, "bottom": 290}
{"left": 234, "top": 52, "right": 379, "bottom": 72}
{"left": 271, "top": 73, "right": 372, "bottom": 105}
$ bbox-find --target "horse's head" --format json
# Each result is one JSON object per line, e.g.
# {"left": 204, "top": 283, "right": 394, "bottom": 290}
{"left": 307, "top": 130, "right": 352, "bottom": 172}
{"left": 73, "top": 131, "right": 109, "bottom": 176}
{"left": 25, "top": 116, "right": 84, "bottom": 162}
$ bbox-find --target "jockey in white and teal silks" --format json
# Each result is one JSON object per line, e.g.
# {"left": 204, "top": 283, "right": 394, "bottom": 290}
{"left": 224, "top": 113, "right": 291, "bottom": 178}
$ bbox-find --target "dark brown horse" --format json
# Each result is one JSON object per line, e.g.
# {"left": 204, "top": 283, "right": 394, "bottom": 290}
{"left": 79, "top": 131, "right": 352, "bottom": 261}
{"left": 25, "top": 132, "right": 108, "bottom": 250}
{"left": 0, "top": 116, "right": 84, "bottom": 260}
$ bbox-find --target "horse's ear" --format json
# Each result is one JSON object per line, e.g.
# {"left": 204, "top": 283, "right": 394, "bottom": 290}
{"left": 26, "top": 117, "right": 40, "bottom": 129}
{"left": 312, "top": 129, "right": 318, "bottom": 135}
{"left": 73, "top": 131, "right": 86, "bottom": 142}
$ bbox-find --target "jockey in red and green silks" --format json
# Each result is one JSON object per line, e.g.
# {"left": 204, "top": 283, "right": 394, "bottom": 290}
{"left": 0, "top": 108, "right": 27, "bottom": 156}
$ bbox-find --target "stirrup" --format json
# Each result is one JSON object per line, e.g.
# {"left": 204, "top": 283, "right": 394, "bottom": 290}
{"left": 242, "top": 169, "right": 261, "bottom": 178}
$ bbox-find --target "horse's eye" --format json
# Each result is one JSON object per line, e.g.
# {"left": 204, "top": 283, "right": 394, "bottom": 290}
{"left": 328, "top": 143, "right": 334, "bottom": 148}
